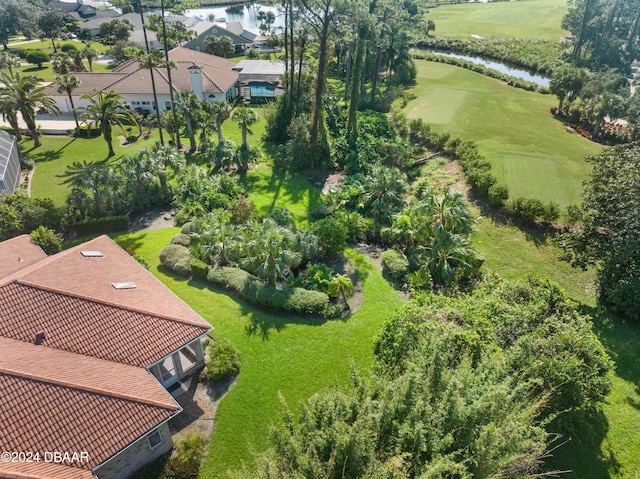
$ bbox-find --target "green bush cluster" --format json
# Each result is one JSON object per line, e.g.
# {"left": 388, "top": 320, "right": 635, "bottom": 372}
{"left": 190, "top": 259, "right": 209, "bottom": 280}
{"left": 25, "top": 50, "right": 49, "bottom": 67}
{"left": 170, "top": 233, "right": 191, "bottom": 246}
{"left": 381, "top": 249, "right": 409, "bottom": 281}
{"left": 412, "top": 54, "right": 548, "bottom": 93}
{"left": 30, "top": 226, "right": 61, "bottom": 255}
{"left": 206, "top": 266, "right": 334, "bottom": 317}
{"left": 159, "top": 244, "right": 192, "bottom": 277}
{"left": 505, "top": 197, "right": 560, "bottom": 224}
{"left": 205, "top": 339, "right": 241, "bottom": 381}
{"left": 73, "top": 215, "right": 130, "bottom": 235}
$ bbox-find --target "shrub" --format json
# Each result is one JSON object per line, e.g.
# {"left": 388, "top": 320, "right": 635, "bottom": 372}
{"left": 162, "top": 433, "right": 207, "bottom": 479}
{"left": 505, "top": 197, "right": 546, "bottom": 223}
{"left": 159, "top": 244, "right": 192, "bottom": 277}
{"left": 25, "top": 51, "right": 50, "bottom": 67}
{"left": 381, "top": 249, "right": 409, "bottom": 281}
{"left": 542, "top": 201, "right": 561, "bottom": 223}
{"left": 565, "top": 203, "right": 583, "bottom": 224}
{"left": 206, "top": 266, "right": 332, "bottom": 317}
{"left": 311, "top": 217, "right": 347, "bottom": 258}
{"left": 73, "top": 215, "right": 129, "bottom": 235}
{"left": 190, "top": 259, "right": 209, "bottom": 280}
{"left": 30, "top": 226, "right": 61, "bottom": 255}
{"left": 180, "top": 221, "right": 195, "bottom": 235}
{"left": 488, "top": 183, "right": 509, "bottom": 207}
{"left": 170, "top": 233, "right": 191, "bottom": 246}
{"left": 205, "top": 338, "right": 241, "bottom": 381}
{"left": 20, "top": 156, "right": 35, "bottom": 171}
{"left": 60, "top": 44, "right": 77, "bottom": 52}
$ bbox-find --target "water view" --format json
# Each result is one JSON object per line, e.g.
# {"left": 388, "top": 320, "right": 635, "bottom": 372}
{"left": 185, "top": 3, "right": 283, "bottom": 30}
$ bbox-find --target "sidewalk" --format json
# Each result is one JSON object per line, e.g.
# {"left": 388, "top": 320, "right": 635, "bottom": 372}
{"left": 0, "top": 112, "right": 91, "bottom": 135}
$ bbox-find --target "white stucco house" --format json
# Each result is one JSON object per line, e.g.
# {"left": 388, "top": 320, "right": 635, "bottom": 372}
{"left": 44, "top": 48, "right": 239, "bottom": 115}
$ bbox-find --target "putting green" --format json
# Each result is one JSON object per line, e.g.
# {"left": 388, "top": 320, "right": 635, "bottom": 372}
{"left": 405, "top": 61, "right": 602, "bottom": 208}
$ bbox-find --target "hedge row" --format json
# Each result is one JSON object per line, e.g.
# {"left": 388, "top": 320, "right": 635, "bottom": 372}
{"left": 411, "top": 54, "right": 548, "bottom": 94}
{"left": 406, "top": 119, "right": 561, "bottom": 223}
{"left": 73, "top": 215, "right": 130, "bottom": 235}
{"left": 207, "top": 266, "right": 339, "bottom": 318}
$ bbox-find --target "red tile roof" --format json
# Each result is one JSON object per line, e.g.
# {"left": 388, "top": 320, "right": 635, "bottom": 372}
{"left": 0, "top": 234, "right": 212, "bottom": 478}
{"left": 0, "top": 372, "right": 177, "bottom": 471}
{"left": 0, "top": 235, "right": 46, "bottom": 278}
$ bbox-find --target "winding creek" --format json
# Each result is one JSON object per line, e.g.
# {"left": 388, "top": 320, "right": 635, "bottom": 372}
{"left": 413, "top": 49, "right": 550, "bottom": 87}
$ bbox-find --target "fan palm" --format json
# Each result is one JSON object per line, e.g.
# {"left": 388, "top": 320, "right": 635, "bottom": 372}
{"left": 209, "top": 101, "right": 232, "bottom": 142}
{"left": 176, "top": 91, "right": 200, "bottom": 151}
{"left": 62, "top": 160, "right": 123, "bottom": 217}
{"left": 0, "top": 94, "right": 21, "bottom": 141}
{"left": 0, "top": 52, "right": 20, "bottom": 78}
{"left": 0, "top": 72, "right": 59, "bottom": 147}
{"left": 56, "top": 74, "right": 81, "bottom": 134}
{"left": 327, "top": 273, "right": 354, "bottom": 307}
{"left": 362, "top": 165, "right": 407, "bottom": 224}
{"left": 232, "top": 107, "right": 259, "bottom": 146}
{"left": 79, "top": 90, "right": 137, "bottom": 157}
{"left": 82, "top": 45, "right": 99, "bottom": 72}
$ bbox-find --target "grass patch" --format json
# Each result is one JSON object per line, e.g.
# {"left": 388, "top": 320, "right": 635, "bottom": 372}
{"left": 14, "top": 61, "right": 114, "bottom": 82}
{"left": 425, "top": 0, "right": 568, "bottom": 40}
{"left": 405, "top": 61, "right": 602, "bottom": 208}
{"left": 25, "top": 130, "right": 165, "bottom": 204}
{"left": 112, "top": 229, "right": 405, "bottom": 478}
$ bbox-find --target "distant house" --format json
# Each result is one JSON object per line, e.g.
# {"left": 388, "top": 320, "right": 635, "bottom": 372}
{"left": 233, "top": 60, "right": 285, "bottom": 102}
{"left": 45, "top": 0, "right": 119, "bottom": 22}
{"left": 79, "top": 12, "right": 161, "bottom": 49}
{"left": 0, "top": 130, "right": 20, "bottom": 196}
{"left": 183, "top": 22, "right": 253, "bottom": 53}
{"left": 0, "top": 234, "right": 213, "bottom": 479}
{"left": 44, "top": 47, "right": 239, "bottom": 114}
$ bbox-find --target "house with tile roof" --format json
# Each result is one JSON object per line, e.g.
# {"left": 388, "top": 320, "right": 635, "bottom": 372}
{"left": 182, "top": 22, "right": 254, "bottom": 54}
{"left": 44, "top": 47, "right": 239, "bottom": 115}
{"left": 0, "top": 234, "right": 213, "bottom": 479}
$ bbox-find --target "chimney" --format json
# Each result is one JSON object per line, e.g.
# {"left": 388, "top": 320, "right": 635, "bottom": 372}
{"left": 34, "top": 329, "right": 49, "bottom": 345}
{"left": 188, "top": 65, "right": 204, "bottom": 100}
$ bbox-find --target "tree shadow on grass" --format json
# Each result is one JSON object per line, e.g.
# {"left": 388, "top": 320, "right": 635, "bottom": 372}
{"left": 546, "top": 406, "right": 618, "bottom": 478}
{"left": 22, "top": 137, "right": 77, "bottom": 162}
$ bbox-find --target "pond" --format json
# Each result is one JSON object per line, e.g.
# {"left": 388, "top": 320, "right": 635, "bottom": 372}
{"left": 414, "top": 49, "right": 550, "bottom": 87}
{"left": 185, "top": 3, "right": 283, "bottom": 30}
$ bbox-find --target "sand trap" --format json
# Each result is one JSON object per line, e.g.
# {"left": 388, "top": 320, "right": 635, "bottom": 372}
{"left": 471, "top": 34, "right": 484, "bottom": 39}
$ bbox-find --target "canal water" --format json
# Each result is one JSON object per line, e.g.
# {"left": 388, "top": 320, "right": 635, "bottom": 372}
{"left": 185, "top": 3, "right": 283, "bottom": 29}
{"left": 414, "top": 49, "right": 550, "bottom": 87}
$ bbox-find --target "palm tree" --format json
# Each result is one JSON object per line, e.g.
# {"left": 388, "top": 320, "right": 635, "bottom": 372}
{"left": 62, "top": 160, "right": 123, "bottom": 217}
{"left": 327, "top": 274, "right": 354, "bottom": 308}
{"left": 82, "top": 45, "right": 99, "bottom": 72}
{"left": 362, "top": 165, "right": 407, "bottom": 224}
{"left": 176, "top": 91, "right": 200, "bottom": 151}
{"left": 232, "top": 107, "right": 259, "bottom": 146}
{"left": 209, "top": 101, "right": 232, "bottom": 142}
{"left": 0, "top": 72, "right": 59, "bottom": 147}
{"left": 56, "top": 74, "right": 81, "bottom": 134}
{"left": 51, "top": 53, "right": 74, "bottom": 75}
{"left": 0, "top": 52, "right": 20, "bottom": 79}
{"left": 424, "top": 225, "right": 481, "bottom": 287}
{"left": 79, "top": 90, "right": 137, "bottom": 157}
{"left": 68, "top": 50, "right": 87, "bottom": 72}
{"left": 138, "top": 52, "right": 165, "bottom": 145}
{"left": 0, "top": 95, "right": 21, "bottom": 141}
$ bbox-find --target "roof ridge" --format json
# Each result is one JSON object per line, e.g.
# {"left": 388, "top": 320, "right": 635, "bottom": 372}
{"left": 0, "top": 367, "right": 181, "bottom": 411}
{"left": 11, "top": 281, "right": 211, "bottom": 329}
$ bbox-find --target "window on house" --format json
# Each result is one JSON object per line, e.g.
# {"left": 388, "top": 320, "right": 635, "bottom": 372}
{"left": 165, "top": 102, "right": 171, "bottom": 111}
{"left": 141, "top": 101, "right": 151, "bottom": 105}
{"left": 147, "top": 428, "right": 163, "bottom": 449}
{"left": 131, "top": 101, "right": 140, "bottom": 105}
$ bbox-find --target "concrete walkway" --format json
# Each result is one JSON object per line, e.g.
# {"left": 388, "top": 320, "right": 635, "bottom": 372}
{"left": 0, "top": 112, "right": 90, "bottom": 135}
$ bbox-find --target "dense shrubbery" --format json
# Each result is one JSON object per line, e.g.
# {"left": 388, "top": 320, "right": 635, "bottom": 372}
{"left": 30, "top": 226, "right": 61, "bottom": 255}
{"left": 234, "top": 277, "right": 611, "bottom": 478}
{"left": 205, "top": 338, "right": 241, "bottom": 381}
{"left": 206, "top": 266, "right": 335, "bottom": 317}
{"left": 0, "top": 194, "right": 66, "bottom": 240}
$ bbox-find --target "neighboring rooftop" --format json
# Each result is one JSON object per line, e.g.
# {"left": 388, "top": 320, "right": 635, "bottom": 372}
{"left": 234, "top": 59, "right": 286, "bottom": 76}
{"left": 0, "top": 235, "right": 46, "bottom": 278}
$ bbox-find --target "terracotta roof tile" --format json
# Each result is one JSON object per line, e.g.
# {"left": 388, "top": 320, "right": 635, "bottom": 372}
{"left": 0, "top": 235, "right": 46, "bottom": 279}
{"left": 0, "top": 337, "right": 178, "bottom": 409}
{"left": 0, "top": 461, "right": 95, "bottom": 479}
{"left": 0, "top": 373, "right": 177, "bottom": 471}
{"left": 0, "top": 282, "right": 209, "bottom": 367}
{"left": 9, "top": 235, "right": 211, "bottom": 329}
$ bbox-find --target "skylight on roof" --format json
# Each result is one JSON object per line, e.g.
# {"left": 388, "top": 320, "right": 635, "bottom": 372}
{"left": 111, "top": 282, "right": 137, "bottom": 290}
{"left": 81, "top": 251, "right": 104, "bottom": 257}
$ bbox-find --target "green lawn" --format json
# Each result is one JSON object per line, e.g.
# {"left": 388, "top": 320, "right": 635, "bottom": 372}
{"left": 14, "top": 61, "right": 114, "bottom": 82}
{"left": 405, "top": 60, "right": 602, "bottom": 208}
{"left": 113, "top": 230, "right": 405, "bottom": 478}
{"left": 425, "top": 0, "right": 568, "bottom": 40}
{"left": 26, "top": 106, "right": 270, "bottom": 204}
{"left": 25, "top": 130, "right": 166, "bottom": 204}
